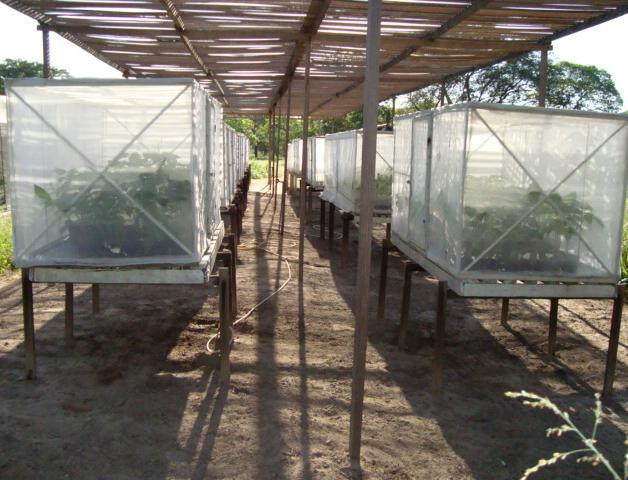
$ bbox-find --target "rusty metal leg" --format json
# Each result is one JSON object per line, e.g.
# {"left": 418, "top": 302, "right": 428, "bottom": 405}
{"left": 320, "top": 198, "right": 326, "bottom": 240}
{"left": 65, "top": 283, "right": 74, "bottom": 342}
{"left": 229, "top": 204, "right": 238, "bottom": 244}
{"left": 398, "top": 261, "right": 418, "bottom": 351}
{"left": 377, "top": 239, "right": 390, "bottom": 324}
{"left": 22, "top": 269, "right": 36, "bottom": 379}
{"left": 219, "top": 266, "right": 233, "bottom": 385}
{"left": 548, "top": 298, "right": 559, "bottom": 355}
{"left": 603, "top": 285, "right": 624, "bottom": 399}
{"left": 341, "top": 212, "right": 353, "bottom": 265}
{"left": 91, "top": 284, "right": 100, "bottom": 314}
{"left": 433, "top": 280, "right": 448, "bottom": 394}
{"left": 385, "top": 223, "right": 391, "bottom": 241}
{"left": 307, "top": 185, "right": 313, "bottom": 222}
{"left": 500, "top": 298, "right": 510, "bottom": 327}
{"left": 328, "top": 203, "right": 335, "bottom": 250}
{"left": 236, "top": 200, "right": 243, "bottom": 242}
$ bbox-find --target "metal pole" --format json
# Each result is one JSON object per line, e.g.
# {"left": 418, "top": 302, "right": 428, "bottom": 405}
{"left": 538, "top": 47, "right": 549, "bottom": 107}
{"left": 298, "top": 37, "right": 312, "bottom": 285}
{"left": 349, "top": 0, "right": 382, "bottom": 469}
{"left": 41, "top": 23, "right": 51, "bottom": 79}
{"left": 274, "top": 99, "right": 281, "bottom": 207}
{"left": 280, "top": 81, "right": 292, "bottom": 235}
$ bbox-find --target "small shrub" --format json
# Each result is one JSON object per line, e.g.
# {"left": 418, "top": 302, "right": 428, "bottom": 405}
{"left": 249, "top": 158, "right": 268, "bottom": 180}
{"left": 0, "top": 213, "right": 14, "bottom": 273}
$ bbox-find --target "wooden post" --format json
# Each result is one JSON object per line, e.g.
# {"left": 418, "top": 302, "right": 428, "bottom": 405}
{"left": 92, "top": 284, "right": 100, "bottom": 314}
{"left": 385, "top": 223, "right": 391, "bottom": 241}
{"left": 328, "top": 203, "right": 335, "bottom": 249}
{"left": 349, "top": 0, "right": 382, "bottom": 469}
{"left": 341, "top": 212, "right": 353, "bottom": 265}
{"left": 280, "top": 83, "right": 292, "bottom": 235}
{"left": 22, "top": 268, "right": 36, "bottom": 379}
{"left": 298, "top": 37, "right": 311, "bottom": 285}
{"left": 40, "top": 23, "right": 50, "bottom": 79}
{"left": 433, "top": 280, "right": 448, "bottom": 394}
{"left": 377, "top": 239, "right": 390, "bottom": 323}
{"left": 390, "top": 96, "right": 396, "bottom": 129}
{"left": 548, "top": 298, "right": 559, "bottom": 355}
{"left": 603, "top": 285, "right": 624, "bottom": 399}
{"left": 267, "top": 111, "right": 272, "bottom": 186}
{"left": 538, "top": 47, "right": 549, "bottom": 108}
{"left": 320, "top": 198, "right": 326, "bottom": 240}
{"left": 225, "top": 234, "right": 238, "bottom": 315}
{"left": 398, "top": 261, "right": 420, "bottom": 351}
{"left": 229, "top": 204, "right": 239, "bottom": 244}
{"left": 64, "top": 283, "right": 74, "bottom": 342}
{"left": 500, "top": 298, "right": 510, "bottom": 327}
{"left": 219, "top": 266, "right": 233, "bottom": 385}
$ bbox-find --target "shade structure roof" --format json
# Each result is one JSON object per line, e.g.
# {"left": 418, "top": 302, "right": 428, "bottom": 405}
{"left": 2, "top": 0, "right": 627, "bottom": 118}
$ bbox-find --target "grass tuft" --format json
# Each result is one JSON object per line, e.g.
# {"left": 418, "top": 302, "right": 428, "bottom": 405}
{"left": 0, "top": 213, "right": 14, "bottom": 273}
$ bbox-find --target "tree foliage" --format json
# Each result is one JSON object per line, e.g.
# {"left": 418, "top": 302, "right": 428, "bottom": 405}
{"left": 0, "top": 58, "right": 70, "bottom": 94}
{"left": 403, "top": 52, "right": 622, "bottom": 114}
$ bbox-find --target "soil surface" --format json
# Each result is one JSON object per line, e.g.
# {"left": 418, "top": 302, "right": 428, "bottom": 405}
{"left": 1, "top": 179, "right": 627, "bottom": 480}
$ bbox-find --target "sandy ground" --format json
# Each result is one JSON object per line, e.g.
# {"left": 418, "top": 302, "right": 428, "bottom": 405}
{"left": 1, "top": 179, "right": 627, "bottom": 480}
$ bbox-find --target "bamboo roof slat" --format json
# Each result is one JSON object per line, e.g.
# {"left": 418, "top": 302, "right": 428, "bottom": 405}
{"left": 2, "top": 0, "right": 627, "bottom": 117}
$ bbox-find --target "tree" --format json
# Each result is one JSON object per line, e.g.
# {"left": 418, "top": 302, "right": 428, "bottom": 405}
{"left": 404, "top": 52, "right": 623, "bottom": 113}
{"left": 0, "top": 58, "right": 70, "bottom": 94}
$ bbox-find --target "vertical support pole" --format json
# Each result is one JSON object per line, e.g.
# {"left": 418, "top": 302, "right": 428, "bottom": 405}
{"left": 92, "top": 284, "right": 100, "bottom": 314}
{"left": 40, "top": 23, "right": 51, "bottom": 79}
{"left": 500, "top": 298, "right": 510, "bottom": 327}
{"left": 320, "top": 198, "right": 326, "bottom": 240}
{"left": 398, "top": 261, "right": 415, "bottom": 351}
{"left": 385, "top": 223, "right": 391, "bottom": 241}
{"left": 219, "top": 266, "right": 233, "bottom": 385}
{"left": 280, "top": 85, "right": 292, "bottom": 235}
{"left": 328, "top": 203, "right": 335, "bottom": 249}
{"left": 548, "top": 298, "right": 559, "bottom": 355}
{"left": 377, "top": 239, "right": 390, "bottom": 323}
{"left": 267, "top": 111, "right": 272, "bottom": 186}
{"left": 64, "top": 283, "right": 74, "bottom": 342}
{"left": 433, "top": 280, "right": 448, "bottom": 394}
{"left": 298, "top": 37, "right": 311, "bottom": 285}
{"left": 349, "top": 0, "right": 382, "bottom": 469}
{"left": 22, "top": 268, "right": 36, "bottom": 379}
{"left": 307, "top": 185, "right": 313, "bottom": 223}
{"left": 271, "top": 111, "right": 277, "bottom": 198}
{"left": 538, "top": 46, "right": 549, "bottom": 108}
{"left": 341, "top": 212, "right": 353, "bottom": 266}
{"left": 603, "top": 284, "right": 623, "bottom": 399}
{"left": 390, "top": 96, "right": 396, "bottom": 129}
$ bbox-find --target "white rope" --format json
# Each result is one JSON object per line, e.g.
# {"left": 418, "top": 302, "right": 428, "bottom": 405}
{"left": 206, "top": 239, "right": 294, "bottom": 353}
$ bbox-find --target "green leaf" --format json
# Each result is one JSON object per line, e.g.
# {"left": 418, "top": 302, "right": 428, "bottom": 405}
{"left": 34, "top": 185, "right": 53, "bottom": 206}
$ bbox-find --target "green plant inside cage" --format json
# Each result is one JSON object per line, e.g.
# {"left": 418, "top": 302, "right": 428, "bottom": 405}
{"left": 461, "top": 176, "right": 603, "bottom": 274}
{"left": 34, "top": 151, "right": 193, "bottom": 258}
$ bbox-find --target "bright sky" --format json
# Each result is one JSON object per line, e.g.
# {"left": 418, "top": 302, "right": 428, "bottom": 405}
{"left": 0, "top": 4, "right": 626, "bottom": 108}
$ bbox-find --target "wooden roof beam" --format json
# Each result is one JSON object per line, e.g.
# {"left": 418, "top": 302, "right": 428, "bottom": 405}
{"left": 158, "top": 0, "right": 229, "bottom": 103}
{"left": 312, "top": 0, "right": 492, "bottom": 113}
{"left": 270, "top": 0, "right": 331, "bottom": 111}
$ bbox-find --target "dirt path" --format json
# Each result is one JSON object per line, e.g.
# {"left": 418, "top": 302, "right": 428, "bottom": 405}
{"left": 1, "top": 179, "right": 626, "bottom": 479}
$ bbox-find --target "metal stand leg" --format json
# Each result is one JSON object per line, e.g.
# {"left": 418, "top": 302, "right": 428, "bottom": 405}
{"left": 229, "top": 204, "right": 238, "bottom": 244}
{"left": 385, "top": 223, "right": 391, "bottom": 241}
{"left": 341, "top": 212, "right": 353, "bottom": 265}
{"left": 500, "top": 298, "right": 510, "bottom": 327}
{"left": 398, "top": 261, "right": 420, "bottom": 351}
{"left": 328, "top": 203, "right": 335, "bottom": 250}
{"left": 433, "top": 280, "right": 448, "bottom": 394}
{"left": 548, "top": 298, "right": 559, "bottom": 355}
{"left": 22, "top": 269, "right": 36, "bottom": 379}
{"left": 92, "top": 284, "right": 100, "bottom": 314}
{"left": 377, "top": 239, "right": 390, "bottom": 324}
{"left": 320, "top": 198, "right": 326, "bottom": 240}
{"left": 65, "top": 283, "right": 74, "bottom": 342}
{"left": 603, "top": 285, "right": 624, "bottom": 399}
{"left": 219, "top": 266, "right": 233, "bottom": 385}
